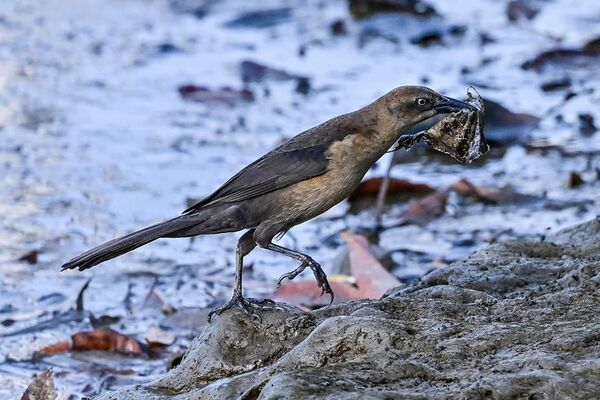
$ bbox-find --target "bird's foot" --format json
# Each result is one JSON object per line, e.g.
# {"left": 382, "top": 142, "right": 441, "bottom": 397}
{"left": 395, "top": 132, "right": 425, "bottom": 150}
{"left": 208, "top": 295, "right": 285, "bottom": 322}
{"left": 277, "top": 258, "right": 334, "bottom": 304}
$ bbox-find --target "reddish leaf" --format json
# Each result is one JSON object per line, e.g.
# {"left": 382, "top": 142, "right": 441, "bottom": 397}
{"left": 37, "top": 328, "right": 144, "bottom": 356}
{"left": 349, "top": 178, "right": 434, "bottom": 200}
{"left": 37, "top": 341, "right": 70, "bottom": 354}
{"left": 274, "top": 280, "right": 362, "bottom": 307}
{"left": 341, "top": 231, "right": 401, "bottom": 297}
{"left": 397, "top": 191, "right": 448, "bottom": 225}
{"left": 273, "top": 232, "right": 401, "bottom": 306}
{"left": 18, "top": 250, "right": 38, "bottom": 265}
{"left": 450, "top": 178, "right": 538, "bottom": 205}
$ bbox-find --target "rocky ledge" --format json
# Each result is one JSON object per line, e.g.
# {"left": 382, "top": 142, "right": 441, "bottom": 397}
{"left": 100, "top": 218, "right": 600, "bottom": 399}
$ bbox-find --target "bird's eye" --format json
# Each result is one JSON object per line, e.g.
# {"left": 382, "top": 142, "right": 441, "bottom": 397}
{"left": 417, "top": 98, "right": 427, "bottom": 106}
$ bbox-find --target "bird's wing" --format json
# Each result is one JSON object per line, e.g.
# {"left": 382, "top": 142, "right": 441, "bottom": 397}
{"left": 182, "top": 144, "right": 330, "bottom": 214}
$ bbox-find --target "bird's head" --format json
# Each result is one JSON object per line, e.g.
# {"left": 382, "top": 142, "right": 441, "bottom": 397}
{"left": 379, "top": 85, "right": 476, "bottom": 136}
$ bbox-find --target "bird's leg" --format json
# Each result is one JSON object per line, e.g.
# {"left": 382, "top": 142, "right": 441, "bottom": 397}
{"left": 264, "top": 242, "right": 334, "bottom": 303}
{"left": 208, "top": 230, "right": 282, "bottom": 322}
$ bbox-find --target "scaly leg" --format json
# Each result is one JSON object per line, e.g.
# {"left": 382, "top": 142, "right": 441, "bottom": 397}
{"left": 208, "top": 230, "right": 281, "bottom": 322}
{"left": 263, "top": 242, "right": 334, "bottom": 303}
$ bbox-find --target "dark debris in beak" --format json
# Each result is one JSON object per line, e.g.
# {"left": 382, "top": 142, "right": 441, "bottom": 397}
{"left": 393, "top": 87, "right": 489, "bottom": 164}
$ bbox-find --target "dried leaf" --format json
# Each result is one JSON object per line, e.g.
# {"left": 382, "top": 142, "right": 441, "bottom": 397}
{"left": 37, "top": 341, "right": 71, "bottom": 354}
{"left": 37, "top": 328, "right": 144, "bottom": 356}
{"left": 450, "top": 178, "right": 538, "bottom": 205}
{"left": 341, "top": 231, "right": 401, "bottom": 297}
{"left": 349, "top": 178, "right": 434, "bottom": 200}
{"left": 567, "top": 172, "right": 584, "bottom": 188}
{"left": 396, "top": 191, "right": 448, "bottom": 225}
{"left": 21, "top": 368, "right": 56, "bottom": 400}
{"left": 274, "top": 280, "right": 361, "bottom": 307}
{"left": 18, "top": 250, "right": 38, "bottom": 265}
{"left": 274, "top": 233, "right": 401, "bottom": 306}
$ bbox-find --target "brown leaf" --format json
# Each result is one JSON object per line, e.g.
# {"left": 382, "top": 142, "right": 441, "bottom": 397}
{"left": 18, "top": 250, "right": 38, "bottom": 265}
{"left": 21, "top": 368, "right": 56, "bottom": 400}
{"left": 273, "top": 232, "right": 401, "bottom": 306}
{"left": 450, "top": 178, "right": 538, "bottom": 205}
{"left": 567, "top": 172, "right": 584, "bottom": 188}
{"left": 397, "top": 191, "right": 448, "bottom": 225}
{"left": 37, "top": 341, "right": 71, "bottom": 354}
{"left": 37, "top": 328, "right": 144, "bottom": 356}
{"left": 341, "top": 231, "right": 401, "bottom": 297}
{"left": 274, "top": 280, "right": 361, "bottom": 307}
{"left": 349, "top": 178, "right": 434, "bottom": 200}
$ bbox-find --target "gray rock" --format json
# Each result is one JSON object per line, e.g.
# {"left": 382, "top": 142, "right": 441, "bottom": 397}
{"left": 99, "top": 217, "right": 600, "bottom": 399}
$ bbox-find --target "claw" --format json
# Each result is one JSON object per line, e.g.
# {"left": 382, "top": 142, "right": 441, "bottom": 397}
{"left": 276, "top": 261, "right": 308, "bottom": 287}
{"left": 208, "top": 294, "right": 264, "bottom": 322}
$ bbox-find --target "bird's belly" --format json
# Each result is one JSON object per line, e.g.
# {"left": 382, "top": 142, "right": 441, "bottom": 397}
{"left": 271, "top": 166, "right": 366, "bottom": 226}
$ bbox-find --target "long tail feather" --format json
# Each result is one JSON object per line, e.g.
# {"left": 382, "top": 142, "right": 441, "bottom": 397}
{"left": 61, "top": 216, "right": 199, "bottom": 271}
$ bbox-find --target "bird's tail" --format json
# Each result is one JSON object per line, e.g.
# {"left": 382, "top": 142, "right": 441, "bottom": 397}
{"left": 61, "top": 215, "right": 201, "bottom": 271}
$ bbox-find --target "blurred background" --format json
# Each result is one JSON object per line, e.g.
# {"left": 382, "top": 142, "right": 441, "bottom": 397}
{"left": 1, "top": 0, "right": 599, "bottom": 397}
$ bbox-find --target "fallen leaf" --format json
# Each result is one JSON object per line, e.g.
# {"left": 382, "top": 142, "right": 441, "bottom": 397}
{"left": 450, "top": 178, "right": 538, "bottom": 205}
{"left": 567, "top": 172, "right": 584, "bottom": 188}
{"left": 21, "top": 368, "right": 56, "bottom": 400}
{"left": 349, "top": 177, "right": 434, "bottom": 200}
{"left": 396, "top": 191, "right": 448, "bottom": 225}
{"left": 37, "top": 328, "right": 144, "bottom": 356}
{"left": 273, "top": 232, "right": 401, "bottom": 306}
{"left": 341, "top": 231, "right": 401, "bottom": 297}
{"left": 274, "top": 280, "right": 361, "bottom": 307}
{"left": 18, "top": 250, "right": 38, "bottom": 265}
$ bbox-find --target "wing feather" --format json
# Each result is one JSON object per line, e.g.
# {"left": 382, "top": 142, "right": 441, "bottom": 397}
{"left": 183, "top": 144, "right": 330, "bottom": 214}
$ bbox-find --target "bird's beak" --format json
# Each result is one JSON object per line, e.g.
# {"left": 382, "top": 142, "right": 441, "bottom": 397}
{"left": 434, "top": 95, "right": 477, "bottom": 114}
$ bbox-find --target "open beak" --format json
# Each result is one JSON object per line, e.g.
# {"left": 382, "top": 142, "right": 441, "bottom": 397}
{"left": 434, "top": 95, "right": 477, "bottom": 114}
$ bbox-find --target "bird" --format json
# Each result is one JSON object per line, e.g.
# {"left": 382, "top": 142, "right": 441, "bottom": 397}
{"left": 61, "top": 86, "right": 475, "bottom": 321}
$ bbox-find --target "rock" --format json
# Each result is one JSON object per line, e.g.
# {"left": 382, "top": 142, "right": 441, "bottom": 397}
{"left": 98, "top": 218, "right": 600, "bottom": 399}
{"left": 21, "top": 368, "right": 56, "bottom": 400}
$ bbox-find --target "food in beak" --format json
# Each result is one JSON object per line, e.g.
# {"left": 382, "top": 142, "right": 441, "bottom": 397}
{"left": 395, "top": 88, "right": 489, "bottom": 164}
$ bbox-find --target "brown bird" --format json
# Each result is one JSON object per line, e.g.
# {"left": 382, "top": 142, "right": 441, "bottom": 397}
{"left": 61, "top": 86, "right": 475, "bottom": 320}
